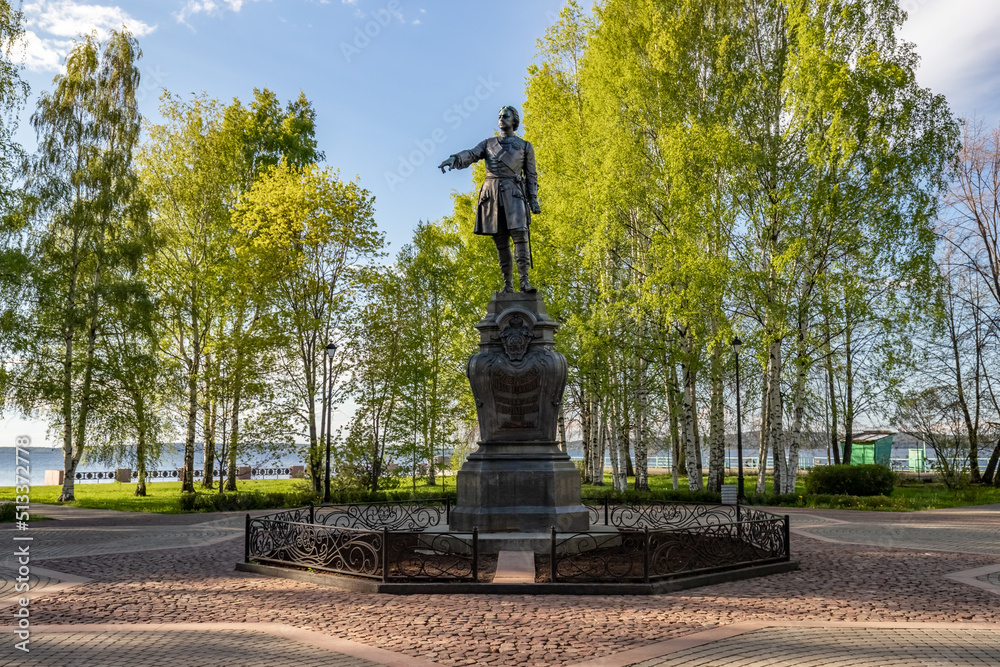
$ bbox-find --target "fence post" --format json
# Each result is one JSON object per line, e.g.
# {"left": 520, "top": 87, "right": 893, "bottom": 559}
{"left": 382, "top": 526, "right": 389, "bottom": 583}
{"left": 736, "top": 504, "right": 743, "bottom": 541}
{"left": 643, "top": 527, "right": 650, "bottom": 584}
{"left": 309, "top": 502, "right": 315, "bottom": 525}
{"left": 604, "top": 496, "right": 609, "bottom": 526}
{"left": 550, "top": 526, "right": 557, "bottom": 583}
{"left": 472, "top": 527, "right": 479, "bottom": 582}
{"left": 446, "top": 497, "right": 451, "bottom": 524}
{"left": 783, "top": 515, "right": 791, "bottom": 560}
{"left": 244, "top": 514, "right": 251, "bottom": 563}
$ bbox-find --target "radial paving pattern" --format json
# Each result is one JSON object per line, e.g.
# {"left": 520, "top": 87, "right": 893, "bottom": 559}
{"left": 0, "top": 628, "right": 382, "bottom": 667}
{"left": 629, "top": 626, "right": 1000, "bottom": 667}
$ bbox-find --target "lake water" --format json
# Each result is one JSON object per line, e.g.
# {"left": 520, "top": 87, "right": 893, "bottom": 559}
{"left": 1, "top": 444, "right": 305, "bottom": 487}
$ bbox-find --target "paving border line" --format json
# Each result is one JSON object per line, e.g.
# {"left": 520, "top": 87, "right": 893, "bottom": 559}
{"left": 565, "top": 620, "right": 1000, "bottom": 667}
{"left": 945, "top": 563, "right": 1000, "bottom": 596}
{"left": 237, "top": 559, "right": 799, "bottom": 595}
{"left": 0, "top": 562, "right": 92, "bottom": 607}
{"left": 792, "top": 522, "right": 1000, "bottom": 556}
{"left": 29, "top": 622, "right": 442, "bottom": 667}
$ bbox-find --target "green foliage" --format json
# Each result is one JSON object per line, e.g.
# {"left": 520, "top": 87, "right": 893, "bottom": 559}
{"left": 14, "top": 29, "right": 149, "bottom": 501}
{"left": 0, "top": 501, "right": 14, "bottom": 522}
{"left": 178, "top": 489, "right": 317, "bottom": 512}
{"left": 805, "top": 464, "right": 896, "bottom": 496}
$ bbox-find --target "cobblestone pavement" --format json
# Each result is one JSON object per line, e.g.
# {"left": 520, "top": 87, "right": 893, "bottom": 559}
{"left": 624, "top": 625, "right": 1000, "bottom": 667}
{"left": 1, "top": 504, "right": 998, "bottom": 665}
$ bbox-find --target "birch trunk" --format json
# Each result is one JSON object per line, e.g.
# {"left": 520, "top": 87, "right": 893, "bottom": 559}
{"left": 558, "top": 404, "right": 567, "bottom": 453}
{"left": 668, "top": 361, "right": 681, "bottom": 491}
{"left": 580, "top": 392, "right": 593, "bottom": 483}
{"left": 635, "top": 385, "right": 648, "bottom": 491}
{"left": 593, "top": 408, "right": 606, "bottom": 486}
{"left": 226, "top": 352, "right": 243, "bottom": 491}
{"left": 202, "top": 355, "right": 215, "bottom": 489}
{"left": 618, "top": 398, "right": 630, "bottom": 491}
{"left": 707, "top": 343, "right": 725, "bottom": 492}
{"left": 682, "top": 334, "right": 702, "bottom": 490}
{"left": 786, "top": 325, "right": 809, "bottom": 493}
{"left": 607, "top": 407, "right": 621, "bottom": 491}
{"left": 756, "top": 358, "right": 770, "bottom": 494}
{"left": 767, "top": 339, "right": 785, "bottom": 495}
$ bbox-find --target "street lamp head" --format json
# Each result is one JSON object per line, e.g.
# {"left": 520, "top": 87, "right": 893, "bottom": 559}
{"left": 326, "top": 342, "right": 337, "bottom": 359}
{"left": 731, "top": 336, "right": 742, "bottom": 355}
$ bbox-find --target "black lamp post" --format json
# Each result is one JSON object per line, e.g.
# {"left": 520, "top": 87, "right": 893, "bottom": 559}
{"left": 732, "top": 336, "right": 744, "bottom": 501}
{"left": 324, "top": 342, "right": 337, "bottom": 504}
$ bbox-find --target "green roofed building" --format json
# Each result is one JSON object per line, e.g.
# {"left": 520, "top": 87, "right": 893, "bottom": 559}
{"left": 843, "top": 431, "right": 894, "bottom": 466}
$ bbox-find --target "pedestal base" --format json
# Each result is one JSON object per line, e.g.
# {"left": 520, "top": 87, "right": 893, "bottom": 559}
{"left": 449, "top": 442, "right": 590, "bottom": 533}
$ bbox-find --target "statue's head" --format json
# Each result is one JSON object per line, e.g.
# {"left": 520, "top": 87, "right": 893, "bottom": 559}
{"left": 498, "top": 106, "right": 520, "bottom": 132}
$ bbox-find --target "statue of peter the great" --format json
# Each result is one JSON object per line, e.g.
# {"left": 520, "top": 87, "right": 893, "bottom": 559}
{"left": 439, "top": 106, "right": 540, "bottom": 293}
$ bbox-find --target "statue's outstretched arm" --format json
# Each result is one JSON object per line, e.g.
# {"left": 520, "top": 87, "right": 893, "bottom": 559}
{"left": 439, "top": 140, "right": 487, "bottom": 173}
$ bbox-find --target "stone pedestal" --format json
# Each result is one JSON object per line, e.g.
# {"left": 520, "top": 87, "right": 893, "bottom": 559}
{"left": 449, "top": 292, "right": 589, "bottom": 533}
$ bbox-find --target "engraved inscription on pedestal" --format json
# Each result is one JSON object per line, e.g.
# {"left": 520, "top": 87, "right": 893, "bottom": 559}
{"left": 492, "top": 365, "right": 540, "bottom": 430}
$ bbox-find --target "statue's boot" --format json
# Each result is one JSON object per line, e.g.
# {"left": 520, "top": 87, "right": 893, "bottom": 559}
{"left": 496, "top": 240, "right": 514, "bottom": 293}
{"left": 514, "top": 238, "right": 536, "bottom": 293}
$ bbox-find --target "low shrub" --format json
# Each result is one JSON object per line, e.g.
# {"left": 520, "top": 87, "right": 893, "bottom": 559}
{"left": 804, "top": 464, "right": 895, "bottom": 496}
{"left": 178, "top": 490, "right": 318, "bottom": 512}
{"left": 177, "top": 487, "right": 461, "bottom": 512}
{"left": 0, "top": 501, "right": 14, "bottom": 522}
{"left": 582, "top": 488, "right": 723, "bottom": 504}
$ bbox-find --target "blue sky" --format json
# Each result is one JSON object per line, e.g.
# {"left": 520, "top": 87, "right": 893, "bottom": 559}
{"left": 4, "top": 0, "right": 1000, "bottom": 447}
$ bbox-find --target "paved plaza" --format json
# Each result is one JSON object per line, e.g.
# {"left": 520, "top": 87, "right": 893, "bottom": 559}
{"left": 1, "top": 503, "right": 998, "bottom": 665}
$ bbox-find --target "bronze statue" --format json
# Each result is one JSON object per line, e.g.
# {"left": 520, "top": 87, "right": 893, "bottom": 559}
{"left": 439, "top": 106, "right": 540, "bottom": 293}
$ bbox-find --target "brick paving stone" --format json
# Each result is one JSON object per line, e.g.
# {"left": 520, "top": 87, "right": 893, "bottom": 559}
{"left": 2, "top": 504, "right": 1000, "bottom": 666}
{"left": 628, "top": 626, "right": 1000, "bottom": 667}
{"left": 0, "top": 629, "right": 382, "bottom": 667}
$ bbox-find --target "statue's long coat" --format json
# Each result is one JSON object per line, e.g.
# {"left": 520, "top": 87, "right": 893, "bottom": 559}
{"left": 453, "top": 135, "right": 538, "bottom": 236}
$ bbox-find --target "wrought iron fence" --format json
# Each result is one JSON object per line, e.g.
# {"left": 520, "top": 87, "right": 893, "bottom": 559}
{"left": 584, "top": 499, "right": 777, "bottom": 530}
{"left": 560, "top": 501, "right": 790, "bottom": 583}
{"left": 549, "top": 513, "right": 789, "bottom": 583}
{"left": 246, "top": 500, "right": 788, "bottom": 586}
{"left": 245, "top": 513, "right": 478, "bottom": 582}
{"left": 313, "top": 498, "right": 451, "bottom": 531}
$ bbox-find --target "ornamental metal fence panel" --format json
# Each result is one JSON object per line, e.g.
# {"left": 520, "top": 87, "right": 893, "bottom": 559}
{"left": 245, "top": 511, "right": 478, "bottom": 583}
{"left": 549, "top": 515, "right": 789, "bottom": 584}
{"left": 313, "top": 498, "right": 451, "bottom": 531}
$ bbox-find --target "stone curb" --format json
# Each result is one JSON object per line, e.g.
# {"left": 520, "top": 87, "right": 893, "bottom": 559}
{"left": 944, "top": 563, "right": 1000, "bottom": 595}
{"left": 565, "top": 620, "right": 1000, "bottom": 667}
{"left": 30, "top": 623, "right": 442, "bottom": 667}
{"left": 0, "top": 561, "right": 92, "bottom": 607}
{"left": 236, "top": 559, "right": 799, "bottom": 595}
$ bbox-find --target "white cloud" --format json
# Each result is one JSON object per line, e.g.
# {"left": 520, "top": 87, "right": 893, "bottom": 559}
{"left": 175, "top": 0, "right": 264, "bottom": 27}
{"left": 24, "top": 1, "right": 155, "bottom": 37}
{"left": 16, "top": 2, "right": 156, "bottom": 73}
{"left": 15, "top": 30, "right": 74, "bottom": 72}
{"left": 899, "top": 0, "right": 1000, "bottom": 116}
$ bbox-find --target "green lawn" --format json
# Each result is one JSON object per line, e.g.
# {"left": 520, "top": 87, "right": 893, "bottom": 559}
{"left": 0, "top": 478, "right": 316, "bottom": 514}
{"left": 3, "top": 472, "right": 998, "bottom": 515}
